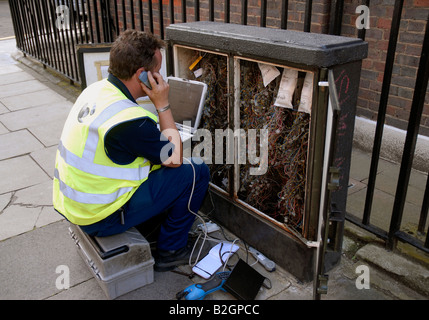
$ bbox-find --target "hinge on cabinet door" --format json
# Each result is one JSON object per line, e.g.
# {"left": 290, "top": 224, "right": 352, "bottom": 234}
{"left": 329, "top": 202, "right": 342, "bottom": 222}
{"left": 316, "top": 274, "right": 329, "bottom": 295}
{"left": 328, "top": 166, "right": 340, "bottom": 191}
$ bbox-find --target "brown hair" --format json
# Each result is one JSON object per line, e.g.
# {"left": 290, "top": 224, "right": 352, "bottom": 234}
{"left": 108, "top": 30, "right": 165, "bottom": 80}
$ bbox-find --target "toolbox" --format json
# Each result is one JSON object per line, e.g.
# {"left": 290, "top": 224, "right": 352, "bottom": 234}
{"left": 69, "top": 224, "right": 154, "bottom": 299}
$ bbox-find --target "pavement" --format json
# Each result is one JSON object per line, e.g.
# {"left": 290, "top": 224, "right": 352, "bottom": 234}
{"left": 0, "top": 34, "right": 428, "bottom": 302}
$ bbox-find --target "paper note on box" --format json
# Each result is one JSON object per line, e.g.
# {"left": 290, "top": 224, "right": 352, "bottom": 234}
{"left": 298, "top": 72, "right": 314, "bottom": 114}
{"left": 258, "top": 63, "right": 280, "bottom": 87}
{"left": 274, "top": 68, "right": 298, "bottom": 109}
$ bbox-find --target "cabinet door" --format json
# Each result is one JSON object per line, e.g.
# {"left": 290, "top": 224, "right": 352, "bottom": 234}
{"left": 313, "top": 69, "right": 341, "bottom": 299}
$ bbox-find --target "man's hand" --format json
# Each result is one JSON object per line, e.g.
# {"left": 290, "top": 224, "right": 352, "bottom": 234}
{"left": 140, "top": 71, "right": 169, "bottom": 110}
{"left": 140, "top": 71, "right": 182, "bottom": 167}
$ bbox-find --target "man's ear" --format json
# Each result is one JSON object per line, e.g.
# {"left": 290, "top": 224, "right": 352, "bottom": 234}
{"left": 135, "top": 67, "right": 145, "bottom": 80}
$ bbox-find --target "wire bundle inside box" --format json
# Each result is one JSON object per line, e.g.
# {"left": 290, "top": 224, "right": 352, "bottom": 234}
{"left": 187, "top": 52, "right": 310, "bottom": 233}
{"left": 238, "top": 61, "right": 310, "bottom": 230}
{"left": 198, "top": 53, "right": 231, "bottom": 192}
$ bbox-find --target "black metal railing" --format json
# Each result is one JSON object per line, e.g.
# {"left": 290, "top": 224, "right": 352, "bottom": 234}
{"left": 346, "top": 1, "right": 429, "bottom": 254}
{"left": 8, "top": 0, "right": 322, "bottom": 84}
{"left": 8, "top": 0, "right": 429, "bottom": 253}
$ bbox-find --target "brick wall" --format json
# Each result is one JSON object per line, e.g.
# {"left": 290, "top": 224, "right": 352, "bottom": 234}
{"left": 102, "top": 0, "right": 429, "bottom": 136}
{"left": 341, "top": 0, "right": 429, "bottom": 136}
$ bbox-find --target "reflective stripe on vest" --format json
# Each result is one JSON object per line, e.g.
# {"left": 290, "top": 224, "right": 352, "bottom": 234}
{"left": 57, "top": 140, "right": 150, "bottom": 181}
{"left": 82, "top": 98, "right": 135, "bottom": 162}
{"left": 54, "top": 169, "right": 133, "bottom": 204}
{"left": 57, "top": 98, "right": 152, "bottom": 182}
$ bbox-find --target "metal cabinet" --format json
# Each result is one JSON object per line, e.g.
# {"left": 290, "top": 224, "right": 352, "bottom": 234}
{"left": 166, "top": 21, "right": 367, "bottom": 289}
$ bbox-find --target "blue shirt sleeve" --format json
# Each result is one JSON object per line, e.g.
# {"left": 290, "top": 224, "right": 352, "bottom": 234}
{"left": 104, "top": 117, "right": 175, "bottom": 165}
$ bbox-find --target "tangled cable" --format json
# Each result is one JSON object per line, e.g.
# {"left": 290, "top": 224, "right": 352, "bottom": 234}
{"left": 198, "top": 54, "right": 230, "bottom": 190}
{"left": 193, "top": 54, "right": 310, "bottom": 232}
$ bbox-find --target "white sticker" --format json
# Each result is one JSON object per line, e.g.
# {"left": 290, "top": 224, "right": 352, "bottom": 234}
{"left": 258, "top": 63, "right": 280, "bottom": 87}
{"left": 298, "top": 72, "right": 313, "bottom": 114}
{"left": 194, "top": 68, "right": 203, "bottom": 78}
{"left": 274, "top": 68, "right": 298, "bottom": 109}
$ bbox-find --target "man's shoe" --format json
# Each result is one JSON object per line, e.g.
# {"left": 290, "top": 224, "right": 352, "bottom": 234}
{"left": 154, "top": 238, "right": 211, "bottom": 272}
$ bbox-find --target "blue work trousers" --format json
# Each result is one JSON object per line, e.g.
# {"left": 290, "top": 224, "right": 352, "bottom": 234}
{"left": 80, "top": 158, "right": 210, "bottom": 251}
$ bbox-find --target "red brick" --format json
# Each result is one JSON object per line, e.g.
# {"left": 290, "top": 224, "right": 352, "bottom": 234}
{"left": 373, "top": 61, "right": 386, "bottom": 73}
{"left": 377, "top": 17, "right": 392, "bottom": 29}
{"left": 376, "top": 40, "right": 389, "bottom": 51}
{"left": 414, "top": 0, "right": 429, "bottom": 7}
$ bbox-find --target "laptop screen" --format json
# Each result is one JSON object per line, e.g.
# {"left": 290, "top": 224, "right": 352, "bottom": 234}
{"left": 167, "top": 77, "right": 207, "bottom": 130}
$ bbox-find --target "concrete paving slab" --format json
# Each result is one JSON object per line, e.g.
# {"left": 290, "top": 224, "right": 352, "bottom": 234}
{"left": 0, "top": 220, "right": 93, "bottom": 300}
{"left": 0, "top": 52, "right": 17, "bottom": 67}
{"left": 0, "top": 39, "right": 17, "bottom": 63}
{"left": 356, "top": 243, "right": 429, "bottom": 297}
{"left": 0, "top": 88, "right": 67, "bottom": 111}
{"left": 0, "top": 1, "right": 15, "bottom": 39}
{"left": 0, "top": 156, "right": 51, "bottom": 194}
{"left": 0, "top": 101, "right": 72, "bottom": 131}
{"left": 349, "top": 148, "right": 372, "bottom": 181}
{"left": 367, "top": 264, "right": 427, "bottom": 300}
{"left": 347, "top": 187, "right": 421, "bottom": 231}
{"left": 48, "top": 267, "right": 197, "bottom": 300}
{"left": 347, "top": 178, "right": 367, "bottom": 195}
{"left": 322, "top": 262, "right": 392, "bottom": 300}
{"left": 0, "top": 129, "right": 44, "bottom": 160}
{"left": 0, "top": 70, "right": 34, "bottom": 86}
{"left": 0, "top": 204, "right": 42, "bottom": 241}
{"left": 369, "top": 170, "right": 425, "bottom": 207}
{"left": 331, "top": 260, "right": 418, "bottom": 300}
{"left": 13, "top": 180, "right": 53, "bottom": 207}
{"left": 35, "top": 206, "right": 63, "bottom": 228}
{"left": 0, "top": 192, "right": 11, "bottom": 212}
{"left": 117, "top": 271, "right": 195, "bottom": 300}
{"left": 370, "top": 157, "right": 428, "bottom": 204}
{"left": 0, "top": 101, "right": 8, "bottom": 114}
{"left": 4, "top": 180, "right": 62, "bottom": 230}
{"left": 28, "top": 120, "right": 65, "bottom": 148}
{"left": 30, "top": 145, "right": 57, "bottom": 177}
{"left": 0, "top": 79, "right": 49, "bottom": 99}
{"left": 47, "top": 278, "right": 109, "bottom": 300}
{"left": 0, "top": 64, "right": 21, "bottom": 75}
{"left": 346, "top": 187, "right": 370, "bottom": 222}
{"left": 0, "top": 121, "right": 8, "bottom": 134}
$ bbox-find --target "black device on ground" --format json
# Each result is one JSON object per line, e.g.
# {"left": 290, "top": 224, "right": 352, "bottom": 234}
{"left": 223, "top": 259, "right": 265, "bottom": 300}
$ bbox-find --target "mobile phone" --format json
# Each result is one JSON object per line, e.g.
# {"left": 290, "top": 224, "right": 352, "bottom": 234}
{"left": 139, "top": 71, "right": 152, "bottom": 90}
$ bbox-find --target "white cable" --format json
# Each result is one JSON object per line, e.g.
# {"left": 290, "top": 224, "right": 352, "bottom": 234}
{"left": 221, "top": 238, "right": 240, "bottom": 271}
{"left": 183, "top": 157, "right": 240, "bottom": 271}
{"left": 250, "top": 255, "right": 259, "bottom": 267}
{"left": 182, "top": 157, "right": 208, "bottom": 267}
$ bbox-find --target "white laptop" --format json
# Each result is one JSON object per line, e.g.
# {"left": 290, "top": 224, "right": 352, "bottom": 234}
{"left": 166, "top": 76, "right": 208, "bottom": 142}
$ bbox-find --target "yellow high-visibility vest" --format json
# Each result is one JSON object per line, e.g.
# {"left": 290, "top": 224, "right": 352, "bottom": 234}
{"left": 53, "top": 79, "right": 160, "bottom": 225}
